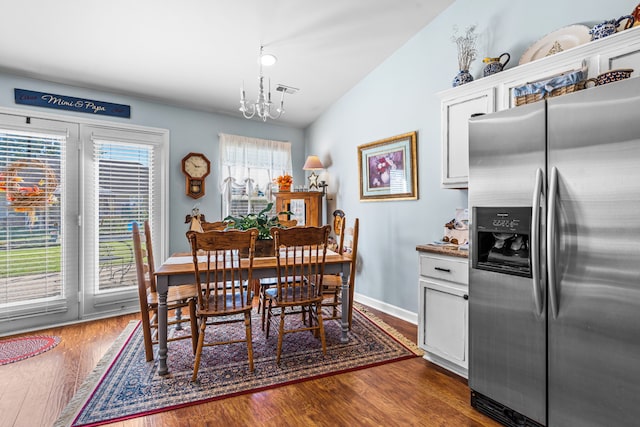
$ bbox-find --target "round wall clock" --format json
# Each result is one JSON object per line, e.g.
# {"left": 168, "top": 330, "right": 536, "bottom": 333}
{"left": 181, "top": 152, "right": 211, "bottom": 199}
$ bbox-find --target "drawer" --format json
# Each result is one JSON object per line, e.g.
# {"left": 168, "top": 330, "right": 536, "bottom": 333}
{"left": 419, "top": 254, "right": 468, "bottom": 284}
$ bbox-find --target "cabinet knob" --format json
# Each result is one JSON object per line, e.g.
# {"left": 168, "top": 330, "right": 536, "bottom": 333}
{"left": 463, "top": 294, "right": 469, "bottom": 300}
{"left": 434, "top": 267, "right": 451, "bottom": 273}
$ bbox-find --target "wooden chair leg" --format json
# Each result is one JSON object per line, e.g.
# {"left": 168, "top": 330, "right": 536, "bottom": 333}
{"left": 317, "top": 302, "right": 327, "bottom": 355}
{"left": 276, "top": 309, "right": 286, "bottom": 365}
{"left": 261, "top": 295, "right": 268, "bottom": 331}
{"left": 348, "top": 284, "right": 354, "bottom": 330}
{"left": 141, "top": 307, "right": 154, "bottom": 362}
{"left": 191, "top": 319, "right": 207, "bottom": 382}
{"left": 266, "top": 299, "right": 274, "bottom": 338}
{"left": 188, "top": 299, "right": 198, "bottom": 355}
{"left": 244, "top": 312, "right": 254, "bottom": 372}
{"left": 310, "top": 304, "right": 319, "bottom": 338}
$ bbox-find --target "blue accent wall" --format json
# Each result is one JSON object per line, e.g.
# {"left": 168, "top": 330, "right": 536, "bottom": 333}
{"left": 0, "top": 0, "right": 635, "bottom": 317}
{"left": 304, "top": 0, "right": 636, "bottom": 316}
{"left": 0, "top": 73, "right": 305, "bottom": 256}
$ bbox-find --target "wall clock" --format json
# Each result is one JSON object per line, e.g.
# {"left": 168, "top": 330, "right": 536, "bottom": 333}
{"left": 181, "top": 152, "right": 211, "bottom": 199}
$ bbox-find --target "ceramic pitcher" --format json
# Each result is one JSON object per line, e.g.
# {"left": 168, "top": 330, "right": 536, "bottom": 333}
{"left": 482, "top": 53, "right": 510, "bottom": 77}
{"left": 589, "top": 15, "right": 634, "bottom": 40}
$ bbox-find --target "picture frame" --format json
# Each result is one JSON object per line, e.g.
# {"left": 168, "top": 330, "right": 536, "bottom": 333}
{"left": 358, "top": 131, "right": 418, "bottom": 201}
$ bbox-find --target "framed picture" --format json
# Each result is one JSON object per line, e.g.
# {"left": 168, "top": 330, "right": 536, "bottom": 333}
{"left": 358, "top": 131, "right": 418, "bottom": 201}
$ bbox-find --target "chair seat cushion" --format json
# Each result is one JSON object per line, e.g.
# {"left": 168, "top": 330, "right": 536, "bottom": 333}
{"left": 147, "top": 284, "right": 199, "bottom": 305}
{"left": 321, "top": 274, "right": 342, "bottom": 287}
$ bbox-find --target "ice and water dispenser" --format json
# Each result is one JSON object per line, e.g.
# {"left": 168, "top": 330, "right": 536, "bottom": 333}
{"left": 472, "top": 207, "right": 532, "bottom": 278}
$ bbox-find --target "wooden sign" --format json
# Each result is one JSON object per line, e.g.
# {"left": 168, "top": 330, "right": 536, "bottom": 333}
{"left": 14, "top": 88, "right": 131, "bottom": 118}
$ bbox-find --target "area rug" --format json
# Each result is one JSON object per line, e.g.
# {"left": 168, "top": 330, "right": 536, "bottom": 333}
{"left": 0, "top": 335, "right": 61, "bottom": 366}
{"left": 55, "top": 304, "right": 421, "bottom": 427}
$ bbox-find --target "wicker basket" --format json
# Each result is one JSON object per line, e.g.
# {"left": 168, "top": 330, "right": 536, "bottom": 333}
{"left": 514, "top": 70, "right": 585, "bottom": 106}
{"left": 515, "top": 82, "right": 583, "bottom": 106}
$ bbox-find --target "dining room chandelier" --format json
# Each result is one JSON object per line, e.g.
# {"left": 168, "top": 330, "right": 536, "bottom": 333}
{"left": 239, "top": 46, "right": 298, "bottom": 122}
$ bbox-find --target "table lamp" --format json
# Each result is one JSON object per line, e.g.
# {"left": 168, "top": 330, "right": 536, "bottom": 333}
{"left": 303, "top": 155, "right": 324, "bottom": 191}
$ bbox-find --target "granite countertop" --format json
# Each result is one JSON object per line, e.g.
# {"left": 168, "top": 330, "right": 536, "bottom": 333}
{"left": 416, "top": 243, "right": 469, "bottom": 259}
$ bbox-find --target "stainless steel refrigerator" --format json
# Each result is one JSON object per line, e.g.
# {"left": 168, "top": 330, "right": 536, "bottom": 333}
{"left": 468, "top": 76, "right": 640, "bottom": 427}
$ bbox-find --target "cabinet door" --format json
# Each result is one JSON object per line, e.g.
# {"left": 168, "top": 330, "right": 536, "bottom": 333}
{"left": 441, "top": 88, "right": 494, "bottom": 188}
{"left": 421, "top": 279, "right": 468, "bottom": 366}
{"left": 598, "top": 42, "right": 640, "bottom": 77}
{"left": 275, "top": 191, "right": 323, "bottom": 226}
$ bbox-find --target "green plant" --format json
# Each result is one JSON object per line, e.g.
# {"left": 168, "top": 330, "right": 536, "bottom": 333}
{"left": 223, "top": 202, "right": 292, "bottom": 240}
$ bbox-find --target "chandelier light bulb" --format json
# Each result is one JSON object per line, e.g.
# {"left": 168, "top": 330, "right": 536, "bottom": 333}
{"left": 260, "top": 53, "right": 277, "bottom": 66}
{"left": 239, "top": 45, "right": 296, "bottom": 122}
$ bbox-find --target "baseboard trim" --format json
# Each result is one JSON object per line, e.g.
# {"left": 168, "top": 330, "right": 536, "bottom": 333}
{"left": 354, "top": 293, "right": 417, "bottom": 325}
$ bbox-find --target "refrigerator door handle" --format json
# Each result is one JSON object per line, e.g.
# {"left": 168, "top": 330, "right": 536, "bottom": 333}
{"left": 547, "top": 166, "right": 559, "bottom": 319}
{"left": 531, "top": 168, "right": 544, "bottom": 316}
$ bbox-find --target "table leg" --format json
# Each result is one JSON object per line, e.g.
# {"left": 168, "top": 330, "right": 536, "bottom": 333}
{"left": 156, "top": 275, "right": 169, "bottom": 375}
{"left": 340, "top": 273, "right": 349, "bottom": 343}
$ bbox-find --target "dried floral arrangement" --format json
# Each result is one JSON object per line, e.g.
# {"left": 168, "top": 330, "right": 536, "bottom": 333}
{"left": 451, "top": 24, "right": 478, "bottom": 71}
{"left": 274, "top": 174, "right": 293, "bottom": 186}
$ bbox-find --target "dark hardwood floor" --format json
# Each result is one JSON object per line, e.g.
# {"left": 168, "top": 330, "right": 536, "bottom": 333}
{"left": 0, "top": 305, "right": 501, "bottom": 427}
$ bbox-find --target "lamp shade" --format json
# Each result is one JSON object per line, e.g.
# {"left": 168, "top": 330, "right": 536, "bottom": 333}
{"left": 303, "top": 155, "right": 324, "bottom": 170}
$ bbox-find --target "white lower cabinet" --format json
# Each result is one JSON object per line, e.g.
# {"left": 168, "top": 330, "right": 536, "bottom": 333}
{"left": 418, "top": 252, "right": 469, "bottom": 378}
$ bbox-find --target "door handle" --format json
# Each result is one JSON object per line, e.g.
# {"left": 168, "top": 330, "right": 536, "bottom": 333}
{"left": 547, "top": 166, "right": 559, "bottom": 319}
{"left": 531, "top": 168, "right": 544, "bottom": 316}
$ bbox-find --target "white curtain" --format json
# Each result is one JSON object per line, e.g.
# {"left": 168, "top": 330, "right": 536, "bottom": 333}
{"left": 219, "top": 133, "right": 292, "bottom": 216}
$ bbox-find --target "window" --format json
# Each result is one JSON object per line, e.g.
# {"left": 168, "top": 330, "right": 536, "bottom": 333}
{"left": 93, "top": 139, "right": 154, "bottom": 291}
{"left": 0, "top": 128, "right": 66, "bottom": 308}
{"left": 219, "top": 133, "right": 292, "bottom": 217}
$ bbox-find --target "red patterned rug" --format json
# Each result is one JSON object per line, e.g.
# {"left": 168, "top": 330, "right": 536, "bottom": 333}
{"left": 0, "top": 335, "right": 61, "bottom": 365}
{"left": 55, "top": 304, "right": 422, "bottom": 426}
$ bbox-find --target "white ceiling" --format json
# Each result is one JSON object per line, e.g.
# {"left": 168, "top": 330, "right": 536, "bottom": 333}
{"left": 0, "top": 0, "right": 453, "bottom": 128}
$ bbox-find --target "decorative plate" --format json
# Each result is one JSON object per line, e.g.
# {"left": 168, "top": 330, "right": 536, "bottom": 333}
{"left": 519, "top": 24, "right": 591, "bottom": 65}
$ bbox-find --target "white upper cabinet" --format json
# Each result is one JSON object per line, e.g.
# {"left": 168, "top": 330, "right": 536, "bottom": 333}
{"left": 439, "top": 26, "right": 640, "bottom": 189}
{"left": 440, "top": 88, "right": 494, "bottom": 189}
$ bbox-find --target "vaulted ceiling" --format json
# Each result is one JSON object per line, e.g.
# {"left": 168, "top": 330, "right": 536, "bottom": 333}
{"left": 1, "top": 0, "right": 454, "bottom": 127}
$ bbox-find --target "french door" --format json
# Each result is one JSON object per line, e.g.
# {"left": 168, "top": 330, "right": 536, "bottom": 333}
{"left": 80, "top": 124, "right": 165, "bottom": 316}
{"left": 0, "top": 113, "right": 80, "bottom": 333}
{"left": 0, "top": 112, "right": 167, "bottom": 335}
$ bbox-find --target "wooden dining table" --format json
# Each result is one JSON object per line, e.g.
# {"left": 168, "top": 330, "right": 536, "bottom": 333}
{"left": 154, "top": 250, "right": 352, "bottom": 375}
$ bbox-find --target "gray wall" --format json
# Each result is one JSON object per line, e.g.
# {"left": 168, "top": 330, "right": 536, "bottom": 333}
{"left": 304, "top": 0, "right": 636, "bottom": 316}
{"left": 0, "top": 73, "right": 305, "bottom": 254}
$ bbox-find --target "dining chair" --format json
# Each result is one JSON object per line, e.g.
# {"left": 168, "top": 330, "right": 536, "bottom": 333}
{"left": 322, "top": 218, "right": 359, "bottom": 329}
{"left": 330, "top": 209, "right": 345, "bottom": 252}
{"left": 186, "top": 228, "right": 258, "bottom": 380}
{"left": 278, "top": 219, "right": 298, "bottom": 228}
{"left": 132, "top": 221, "right": 199, "bottom": 362}
{"left": 200, "top": 220, "right": 228, "bottom": 231}
{"left": 264, "top": 225, "right": 331, "bottom": 364}
{"left": 257, "top": 218, "right": 298, "bottom": 317}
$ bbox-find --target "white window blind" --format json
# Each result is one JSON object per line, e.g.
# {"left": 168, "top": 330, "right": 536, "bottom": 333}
{"left": 219, "top": 133, "right": 292, "bottom": 217}
{"left": 0, "top": 128, "right": 66, "bottom": 310}
{"left": 93, "top": 139, "right": 154, "bottom": 291}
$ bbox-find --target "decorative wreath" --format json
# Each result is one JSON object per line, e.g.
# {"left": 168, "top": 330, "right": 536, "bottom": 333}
{"left": 0, "top": 160, "right": 58, "bottom": 224}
